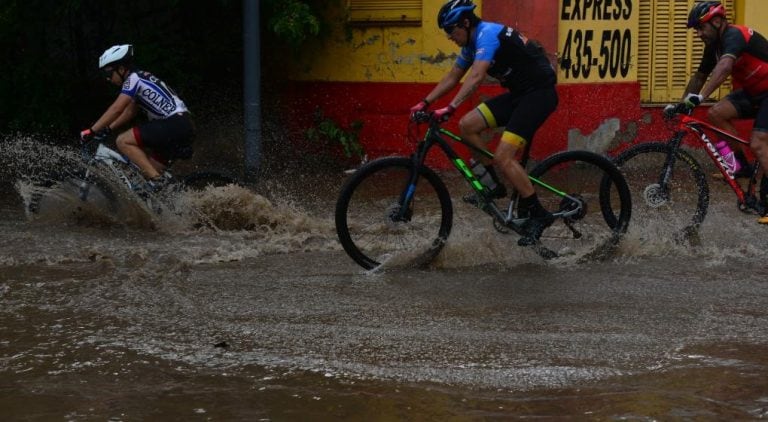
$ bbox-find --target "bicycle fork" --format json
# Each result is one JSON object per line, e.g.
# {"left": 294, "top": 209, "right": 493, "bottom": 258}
{"left": 78, "top": 169, "right": 93, "bottom": 201}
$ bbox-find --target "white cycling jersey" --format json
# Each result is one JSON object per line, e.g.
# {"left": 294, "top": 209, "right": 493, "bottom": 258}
{"left": 121, "top": 70, "right": 189, "bottom": 120}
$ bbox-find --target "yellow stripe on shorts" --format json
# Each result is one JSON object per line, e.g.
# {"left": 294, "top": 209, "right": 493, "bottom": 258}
{"left": 476, "top": 103, "right": 497, "bottom": 128}
{"left": 501, "top": 131, "right": 527, "bottom": 148}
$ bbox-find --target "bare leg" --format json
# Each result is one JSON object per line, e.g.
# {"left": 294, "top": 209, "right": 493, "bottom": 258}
{"left": 459, "top": 110, "right": 534, "bottom": 196}
{"left": 493, "top": 140, "right": 533, "bottom": 197}
{"left": 148, "top": 156, "right": 167, "bottom": 174}
{"left": 708, "top": 100, "right": 750, "bottom": 162}
{"left": 115, "top": 130, "right": 161, "bottom": 179}
{"left": 750, "top": 131, "right": 768, "bottom": 178}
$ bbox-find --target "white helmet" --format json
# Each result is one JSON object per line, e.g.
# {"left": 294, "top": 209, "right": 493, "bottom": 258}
{"left": 99, "top": 44, "right": 133, "bottom": 69}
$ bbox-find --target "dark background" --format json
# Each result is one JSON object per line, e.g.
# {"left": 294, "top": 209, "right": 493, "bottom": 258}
{"left": 1, "top": 1, "right": 338, "bottom": 173}
{"left": 0, "top": 0, "right": 252, "bottom": 134}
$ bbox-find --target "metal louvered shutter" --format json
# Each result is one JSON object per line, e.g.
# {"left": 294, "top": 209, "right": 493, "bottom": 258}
{"left": 348, "top": 0, "right": 422, "bottom": 25}
{"left": 639, "top": 0, "right": 733, "bottom": 103}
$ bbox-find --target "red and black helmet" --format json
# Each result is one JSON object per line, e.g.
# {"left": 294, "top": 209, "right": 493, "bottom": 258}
{"left": 687, "top": 1, "right": 726, "bottom": 28}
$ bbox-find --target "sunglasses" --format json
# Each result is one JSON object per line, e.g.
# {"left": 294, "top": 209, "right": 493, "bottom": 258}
{"left": 443, "top": 24, "right": 459, "bottom": 35}
{"left": 102, "top": 67, "right": 116, "bottom": 79}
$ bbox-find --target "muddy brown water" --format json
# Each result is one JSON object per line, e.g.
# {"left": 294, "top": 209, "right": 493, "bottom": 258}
{"left": 2, "top": 139, "right": 768, "bottom": 420}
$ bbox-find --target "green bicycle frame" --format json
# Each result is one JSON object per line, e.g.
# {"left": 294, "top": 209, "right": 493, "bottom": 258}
{"left": 396, "top": 121, "right": 570, "bottom": 225}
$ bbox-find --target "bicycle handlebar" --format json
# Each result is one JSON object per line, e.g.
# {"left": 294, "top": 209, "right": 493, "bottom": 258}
{"left": 663, "top": 103, "right": 694, "bottom": 121}
{"left": 411, "top": 110, "right": 436, "bottom": 125}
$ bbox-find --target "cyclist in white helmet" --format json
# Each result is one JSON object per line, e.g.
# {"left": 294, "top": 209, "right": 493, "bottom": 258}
{"left": 81, "top": 44, "right": 194, "bottom": 189}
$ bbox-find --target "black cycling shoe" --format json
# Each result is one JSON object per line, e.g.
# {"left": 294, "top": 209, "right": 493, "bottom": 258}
{"left": 462, "top": 185, "right": 508, "bottom": 206}
{"left": 517, "top": 212, "right": 555, "bottom": 246}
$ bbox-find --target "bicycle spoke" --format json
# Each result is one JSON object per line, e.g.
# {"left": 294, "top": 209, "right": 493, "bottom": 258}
{"left": 531, "top": 151, "right": 632, "bottom": 261}
{"left": 614, "top": 143, "right": 708, "bottom": 238}
{"left": 336, "top": 158, "right": 452, "bottom": 270}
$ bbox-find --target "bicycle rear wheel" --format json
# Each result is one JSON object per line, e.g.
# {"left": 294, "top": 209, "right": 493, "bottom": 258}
{"left": 528, "top": 150, "right": 632, "bottom": 261}
{"left": 612, "top": 142, "right": 708, "bottom": 238}
{"left": 335, "top": 157, "right": 453, "bottom": 270}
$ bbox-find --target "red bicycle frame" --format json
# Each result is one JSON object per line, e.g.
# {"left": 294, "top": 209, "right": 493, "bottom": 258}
{"left": 678, "top": 114, "right": 758, "bottom": 205}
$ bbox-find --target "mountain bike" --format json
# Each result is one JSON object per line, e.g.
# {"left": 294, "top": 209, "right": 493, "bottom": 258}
{"left": 26, "top": 139, "right": 238, "bottom": 217}
{"left": 335, "top": 111, "right": 632, "bottom": 270}
{"left": 606, "top": 105, "right": 765, "bottom": 239}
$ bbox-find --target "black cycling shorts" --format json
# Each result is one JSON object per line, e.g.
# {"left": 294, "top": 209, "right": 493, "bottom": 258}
{"left": 726, "top": 89, "right": 768, "bottom": 132}
{"left": 476, "top": 86, "right": 558, "bottom": 146}
{"left": 134, "top": 112, "right": 195, "bottom": 162}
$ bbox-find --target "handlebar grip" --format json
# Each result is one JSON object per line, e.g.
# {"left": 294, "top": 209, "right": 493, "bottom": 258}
{"left": 412, "top": 110, "right": 431, "bottom": 123}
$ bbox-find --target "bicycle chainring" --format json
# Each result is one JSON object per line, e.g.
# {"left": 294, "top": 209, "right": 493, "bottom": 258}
{"left": 493, "top": 218, "right": 510, "bottom": 234}
{"left": 738, "top": 195, "right": 764, "bottom": 215}
{"left": 559, "top": 194, "right": 586, "bottom": 221}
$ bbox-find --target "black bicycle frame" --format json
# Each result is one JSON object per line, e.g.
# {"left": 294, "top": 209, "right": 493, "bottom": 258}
{"left": 395, "top": 120, "right": 574, "bottom": 225}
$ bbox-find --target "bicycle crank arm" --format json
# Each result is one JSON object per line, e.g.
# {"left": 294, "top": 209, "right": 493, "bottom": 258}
{"left": 564, "top": 219, "right": 583, "bottom": 239}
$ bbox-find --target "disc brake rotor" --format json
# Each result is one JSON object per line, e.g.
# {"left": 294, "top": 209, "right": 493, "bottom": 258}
{"left": 643, "top": 183, "right": 668, "bottom": 208}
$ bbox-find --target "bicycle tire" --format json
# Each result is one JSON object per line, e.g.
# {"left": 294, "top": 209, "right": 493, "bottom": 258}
{"left": 528, "top": 150, "right": 632, "bottom": 260}
{"left": 179, "top": 171, "right": 239, "bottom": 191}
{"left": 335, "top": 157, "right": 453, "bottom": 270}
{"left": 610, "top": 142, "right": 709, "bottom": 237}
{"left": 27, "top": 170, "right": 120, "bottom": 216}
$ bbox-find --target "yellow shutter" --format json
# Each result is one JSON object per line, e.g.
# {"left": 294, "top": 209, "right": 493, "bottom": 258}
{"left": 639, "top": 0, "right": 733, "bottom": 103}
{"left": 348, "top": 0, "right": 422, "bottom": 25}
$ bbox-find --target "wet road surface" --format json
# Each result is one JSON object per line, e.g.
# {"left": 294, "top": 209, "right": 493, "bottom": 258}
{"left": 2, "top": 142, "right": 768, "bottom": 420}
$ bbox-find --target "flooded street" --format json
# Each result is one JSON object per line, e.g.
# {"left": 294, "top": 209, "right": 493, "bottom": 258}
{"left": 2, "top": 142, "right": 768, "bottom": 420}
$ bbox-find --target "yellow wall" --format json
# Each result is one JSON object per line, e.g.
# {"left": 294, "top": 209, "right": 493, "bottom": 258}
{"left": 289, "top": 0, "right": 479, "bottom": 82}
{"left": 557, "top": 0, "right": 638, "bottom": 84}
{"left": 289, "top": 0, "right": 768, "bottom": 85}
{"left": 739, "top": 0, "right": 768, "bottom": 33}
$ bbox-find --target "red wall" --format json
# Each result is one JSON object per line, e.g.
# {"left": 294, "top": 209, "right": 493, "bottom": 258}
{"left": 483, "top": 0, "right": 559, "bottom": 54}
{"left": 285, "top": 80, "right": 755, "bottom": 168}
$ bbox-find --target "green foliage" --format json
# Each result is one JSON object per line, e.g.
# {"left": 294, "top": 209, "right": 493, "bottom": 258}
{"left": 306, "top": 110, "right": 365, "bottom": 160}
{"left": 265, "top": 0, "right": 321, "bottom": 47}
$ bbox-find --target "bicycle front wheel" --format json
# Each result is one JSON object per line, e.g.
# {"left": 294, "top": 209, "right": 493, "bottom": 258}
{"left": 529, "top": 150, "right": 632, "bottom": 260}
{"left": 335, "top": 157, "right": 453, "bottom": 270}
{"left": 613, "top": 142, "right": 709, "bottom": 237}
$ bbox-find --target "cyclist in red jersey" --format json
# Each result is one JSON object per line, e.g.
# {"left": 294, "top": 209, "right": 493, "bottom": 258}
{"left": 674, "top": 1, "right": 768, "bottom": 223}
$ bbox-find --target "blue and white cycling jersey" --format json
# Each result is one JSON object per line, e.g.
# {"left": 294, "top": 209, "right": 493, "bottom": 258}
{"left": 121, "top": 70, "right": 189, "bottom": 120}
{"left": 456, "top": 21, "right": 556, "bottom": 95}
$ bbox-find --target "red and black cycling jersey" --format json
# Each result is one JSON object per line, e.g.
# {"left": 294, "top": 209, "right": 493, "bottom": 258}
{"left": 698, "top": 24, "right": 768, "bottom": 95}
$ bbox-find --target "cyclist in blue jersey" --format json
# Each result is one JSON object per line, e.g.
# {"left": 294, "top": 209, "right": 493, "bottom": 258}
{"left": 81, "top": 44, "right": 194, "bottom": 190}
{"left": 410, "top": 0, "right": 558, "bottom": 243}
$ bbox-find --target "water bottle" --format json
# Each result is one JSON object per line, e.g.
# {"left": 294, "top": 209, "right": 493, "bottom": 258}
{"left": 715, "top": 141, "right": 741, "bottom": 174}
{"left": 470, "top": 158, "right": 497, "bottom": 191}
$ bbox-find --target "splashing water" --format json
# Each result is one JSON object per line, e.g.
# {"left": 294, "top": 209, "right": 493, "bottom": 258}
{"left": 4, "top": 134, "right": 768, "bottom": 269}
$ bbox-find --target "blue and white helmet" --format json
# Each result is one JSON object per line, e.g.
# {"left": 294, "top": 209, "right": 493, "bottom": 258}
{"left": 99, "top": 44, "right": 133, "bottom": 69}
{"left": 437, "top": 0, "right": 477, "bottom": 30}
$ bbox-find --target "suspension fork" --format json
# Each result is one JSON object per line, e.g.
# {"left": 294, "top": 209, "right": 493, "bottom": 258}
{"left": 78, "top": 166, "right": 94, "bottom": 201}
{"left": 658, "top": 131, "right": 686, "bottom": 193}
{"left": 394, "top": 135, "right": 434, "bottom": 221}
